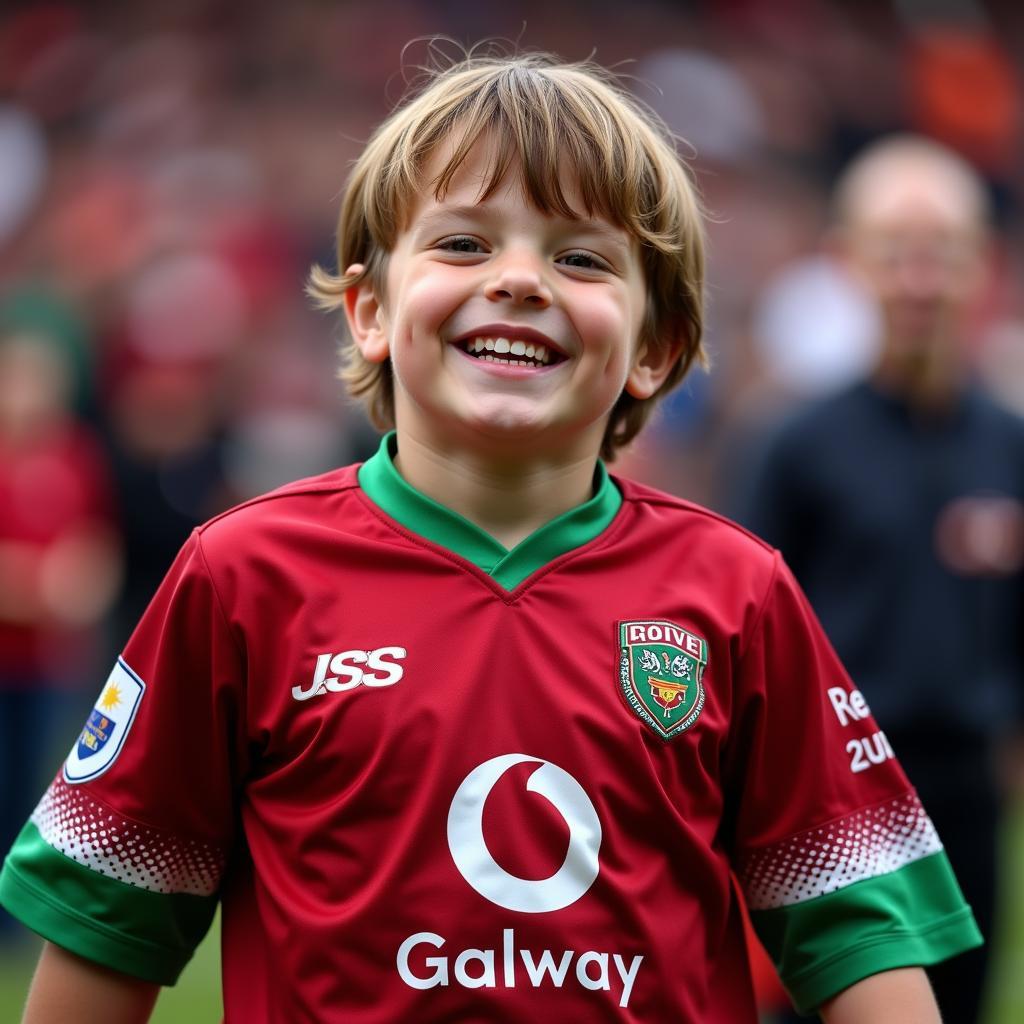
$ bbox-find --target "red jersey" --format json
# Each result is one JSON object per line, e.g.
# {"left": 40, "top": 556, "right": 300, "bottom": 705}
{"left": 1, "top": 435, "right": 980, "bottom": 1021}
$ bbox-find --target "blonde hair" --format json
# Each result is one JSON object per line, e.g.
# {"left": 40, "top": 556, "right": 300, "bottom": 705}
{"left": 308, "top": 51, "right": 707, "bottom": 460}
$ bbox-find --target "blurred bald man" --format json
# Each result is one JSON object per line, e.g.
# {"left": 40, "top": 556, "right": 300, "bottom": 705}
{"left": 734, "top": 136, "right": 1024, "bottom": 1023}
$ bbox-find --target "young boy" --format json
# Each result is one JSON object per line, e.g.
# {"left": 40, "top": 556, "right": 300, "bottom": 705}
{"left": 1, "top": 55, "right": 980, "bottom": 1022}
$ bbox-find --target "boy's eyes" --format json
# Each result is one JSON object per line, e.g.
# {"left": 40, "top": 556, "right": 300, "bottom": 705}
{"left": 557, "top": 251, "right": 609, "bottom": 272}
{"left": 433, "top": 236, "right": 611, "bottom": 273}
{"left": 437, "top": 235, "right": 485, "bottom": 254}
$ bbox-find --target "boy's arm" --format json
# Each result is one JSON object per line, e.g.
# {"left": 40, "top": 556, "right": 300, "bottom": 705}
{"left": 22, "top": 942, "right": 159, "bottom": 1024}
{"left": 819, "top": 967, "right": 940, "bottom": 1024}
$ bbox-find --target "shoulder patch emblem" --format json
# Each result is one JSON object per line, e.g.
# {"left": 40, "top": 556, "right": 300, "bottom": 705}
{"left": 618, "top": 620, "right": 707, "bottom": 740}
{"left": 63, "top": 658, "right": 146, "bottom": 784}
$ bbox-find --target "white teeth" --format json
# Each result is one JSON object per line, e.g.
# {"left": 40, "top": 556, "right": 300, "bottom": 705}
{"left": 464, "top": 336, "right": 556, "bottom": 366}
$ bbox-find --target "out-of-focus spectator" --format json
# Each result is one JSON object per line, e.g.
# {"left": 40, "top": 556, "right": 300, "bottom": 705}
{"left": 729, "top": 136, "right": 1024, "bottom": 1024}
{"left": 0, "top": 104, "right": 47, "bottom": 248}
{"left": 750, "top": 255, "right": 880, "bottom": 398}
{"left": 0, "top": 299, "right": 121, "bottom": 939}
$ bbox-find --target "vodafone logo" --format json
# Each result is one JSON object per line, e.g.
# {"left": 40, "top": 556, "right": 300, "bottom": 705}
{"left": 446, "top": 753, "right": 602, "bottom": 913}
{"left": 396, "top": 756, "right": 643, "bottom": 1007}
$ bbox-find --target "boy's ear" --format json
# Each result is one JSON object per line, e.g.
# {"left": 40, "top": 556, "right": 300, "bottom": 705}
{"left": 342, "top": 264, "right": 390, "bottom": 364}
{"left": 625, "top": 334, "right": 685, "bottom": 400}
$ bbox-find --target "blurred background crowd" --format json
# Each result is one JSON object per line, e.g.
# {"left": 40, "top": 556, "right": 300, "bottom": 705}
{"left": 2, "top": 0, "right": 1023, "bottom": 1020}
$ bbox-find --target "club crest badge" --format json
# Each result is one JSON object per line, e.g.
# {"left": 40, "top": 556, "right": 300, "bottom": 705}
{"left": 619, "top": 620, "right": 707, "bottom": 740}
{"left": 64, "top": 658, "right": 146, "bottom": 783}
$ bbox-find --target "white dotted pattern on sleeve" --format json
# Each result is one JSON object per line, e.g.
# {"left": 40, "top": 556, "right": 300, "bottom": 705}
{"left": 30, "top": 777, "right": 224, "bottom": 897}
{"left": 737, "top": 792, "right": 943, "bottom": 910}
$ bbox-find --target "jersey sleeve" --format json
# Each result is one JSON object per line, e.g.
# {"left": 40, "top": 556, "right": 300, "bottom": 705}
{"left": 0, "top": 530, "right": 245, "bottom": 984}
{"left": 726, "top": 553, "right": 982, "bottom": 1013}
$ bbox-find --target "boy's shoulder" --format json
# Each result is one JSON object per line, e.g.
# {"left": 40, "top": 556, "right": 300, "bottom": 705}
{"left": 616, "top": 472, "right": 774, "bottom": 540}
{"left": 194, "top": 462, "right": 367, "bottom": 554}
{"left": 613, "top": 473, "right": 779, "bottom": 579}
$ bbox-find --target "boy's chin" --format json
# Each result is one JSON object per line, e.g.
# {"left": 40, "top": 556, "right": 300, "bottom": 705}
{"left": 459, "top": 418, "right": 555, "bottom": 452}
{"left": 457, "top": 411, "right": 605, "bottom": 460}
{"left": 454, "top": 395, "right": 554, "bottom": 434}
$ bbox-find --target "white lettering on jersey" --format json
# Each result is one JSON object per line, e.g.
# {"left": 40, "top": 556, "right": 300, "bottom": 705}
{"left": 446, "top": 753, "right": 601, "bottom": 913}
{"left": 827, "top": 686, "right": 896, "bottom": 774}
{"left": 291, "top": 647, "right": 407, "bottom": 701}
{"left": 847, "top": 730, "right": 896, "bottom": 774}
{"left": 827, "top": 685, "right": 871, "bottom": 726}
{"left": 396, "top": 929, "right": 643, "bottom": 1008}
{"left": 626, "top": 621, "right": 702, "bottom": 657}
{"left": 398, "top": 754, "right": 644, "bottom": 1007}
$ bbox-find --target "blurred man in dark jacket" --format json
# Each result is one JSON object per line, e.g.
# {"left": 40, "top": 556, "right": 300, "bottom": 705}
{"left": 733, "top": 135, "right": 1024, "bottom": 1024}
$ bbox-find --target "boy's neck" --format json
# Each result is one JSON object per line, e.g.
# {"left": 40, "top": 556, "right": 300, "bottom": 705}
{"left": 391, "top": 432, "right": 601, "bottom": 550}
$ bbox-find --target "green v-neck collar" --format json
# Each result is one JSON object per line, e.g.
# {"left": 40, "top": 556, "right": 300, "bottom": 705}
{"left": 357, "top": 433, "right": 621, "bottom": 590}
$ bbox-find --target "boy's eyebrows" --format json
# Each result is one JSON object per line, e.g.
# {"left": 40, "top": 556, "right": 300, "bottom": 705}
{"left": 565, "top": 220, "right": 631, "bottom": 249}
{"left": 416, "top": 204, "right": 629, "bottom": 247}
{"left": 415, "top": 204, "right": 488, "bottom": 232}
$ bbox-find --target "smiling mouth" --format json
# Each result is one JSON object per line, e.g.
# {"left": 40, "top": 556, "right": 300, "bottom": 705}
{"left": 459, "top": 336, "right": 562, "bottom": 367}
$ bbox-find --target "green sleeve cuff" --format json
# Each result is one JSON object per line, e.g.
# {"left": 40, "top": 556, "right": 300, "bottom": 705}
{"left": 0, "top": 822, "right": 218, "bottom": 985}
{"left": 750, "top": 851, "right": 983, "bottom": 1013}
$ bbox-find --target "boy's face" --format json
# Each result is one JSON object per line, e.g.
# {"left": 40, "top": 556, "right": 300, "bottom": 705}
{"left": 345, "top": 137, "right": 676, "bottom": 463}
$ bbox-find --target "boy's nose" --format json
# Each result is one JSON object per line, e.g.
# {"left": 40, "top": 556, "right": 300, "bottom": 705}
{"left": 484, "top": 256, "right": 552, "bottom": 308}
